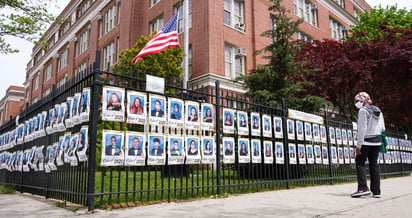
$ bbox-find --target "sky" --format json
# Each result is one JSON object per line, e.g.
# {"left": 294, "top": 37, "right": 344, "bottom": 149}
{"left": 0, "top": 0, "right": 411, "bottom": 97}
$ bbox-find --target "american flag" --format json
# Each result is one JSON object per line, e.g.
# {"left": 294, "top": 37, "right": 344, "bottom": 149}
{"left": 131, "top": 14, "right": 180, "bottom": 63}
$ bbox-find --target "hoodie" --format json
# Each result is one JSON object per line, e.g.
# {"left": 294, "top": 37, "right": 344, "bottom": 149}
{"left": 356, "top": 105, "right": 385, "bottom": 148}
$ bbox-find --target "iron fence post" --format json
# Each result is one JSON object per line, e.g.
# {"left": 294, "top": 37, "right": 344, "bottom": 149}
{"left": 215, "top": 81, "right": 221, "bottom": 195}
{"left": 281, "top": 98, "right": 290, "bottom": 189}
{"left": 324, "top": 111, "right": 334, "bottom": 184}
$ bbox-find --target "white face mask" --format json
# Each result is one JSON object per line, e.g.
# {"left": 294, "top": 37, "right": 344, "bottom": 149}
{"left": 355, "top": 101, "right": 363, "bottom": 109}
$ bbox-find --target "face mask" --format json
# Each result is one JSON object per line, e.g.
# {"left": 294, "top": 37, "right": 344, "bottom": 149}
{"left": 355, "top": 101, "right": 363, "bottom": 109}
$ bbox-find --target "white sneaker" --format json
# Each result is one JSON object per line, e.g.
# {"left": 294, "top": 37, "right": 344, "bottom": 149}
{"left": 351, "top": 190, "right": 371, "bottom": 198}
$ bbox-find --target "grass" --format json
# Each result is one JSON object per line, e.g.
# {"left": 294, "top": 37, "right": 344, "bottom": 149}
{"left": 0, "top": 184, "right": 15, "bottom": 194}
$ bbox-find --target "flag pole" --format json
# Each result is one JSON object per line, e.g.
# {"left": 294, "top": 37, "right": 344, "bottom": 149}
{"left": 182, "top": 0, "right": 189, "bottom": 90}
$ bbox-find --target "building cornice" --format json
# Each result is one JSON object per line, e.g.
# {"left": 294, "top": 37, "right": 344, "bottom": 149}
{"left": 318, "top": 0, "right": 359, "bottom": 26}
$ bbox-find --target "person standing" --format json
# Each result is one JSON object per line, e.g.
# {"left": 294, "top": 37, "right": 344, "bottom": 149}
{"left": 351, "top": 92, "right": 385, "bottom": 198}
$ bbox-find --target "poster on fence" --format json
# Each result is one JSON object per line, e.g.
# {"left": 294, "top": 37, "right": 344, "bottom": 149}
{"left": 185, "top": 101, "right": 200, "bottom": 130}
{"left": 168, "top": 98, "right": 184, "bottom": 128}
{"left": 185, "top": 137, "right": 201, "bottom": 164}
{"left": 57, "top": 102, "right": 67, "bottom": 132}
{"left": 305, "top": 122, "right": 312, "bottom": 141}
{"left": 17, "top": 124, "right": 24, "bottom": 144}
{"left": 149, "top": 94, "right": 166, "bottom": 126}
{"left": 46, "top": 108, "right": 55, "bottom": 134}
{"left": 77, "top": 126, "right": 88, "bottom": 162}
{"left": 306, "top": 145, "right": 314, "bottom": 164}
{"left": 322, "top": 146, "right": 329, "bottom": 165}
{"left": 35, "top": 145, "right": 45, "bottom": 171}
{"left": 47, "top": 145, "right": 57, "bottom": 171}
{"left": 320, "top": 126, "right": 327, "bottom": 143}
{"left": 222, "top": 109, "right": 235, "bottom": 134}
{"left": 56, "top": 136, "right": 64, "bottom": 166}
{"left": 72, "top": 92, "right": 81, "bottom": 125}
{"left": 168, "top": 136, "right": 184, "bottom": 165}
{"left": 101, "top": 130, "right": 124, "bottom": 166}
{"left": 262, "top": 115, "right": 272, "bottom": 138}
{"left": 331, "top": 146, "right": 338, "bottom": 164}
{"left": 125, "top": 132, "right": 146, "bottom": 166}
{"left": 275, "top": 142, "right": 284, "bottom": 164}
{"left": 201, "top": 137, "right": 216, "bottom": 164}
{"left": 80, "top": 87, "right": 90, "bottom": 122}
{"left": 69, "top": 133, "right": 79, "bottom": 166}
{"left": 350, "top": 147, "right": 355, "bottom": 163}
{"left": 287, "top": 119, "right": 295, "bottom": 140}
{"left": 201, "top": 103, "right": 214, "bottom": 130}
{"left": 223, "top": 137, "right": 235, "bottom": 164}
{"left": 338, "top": 147, "right": 344, "bottom": 164}
{"left": 353, "top": 131, "right": 358, "bottom": 146}
{"left": 347, "top": 130, "right": 353, "bottom": 146}
{"left": 313, "top": 124, "right": 320, "bottom": 142}
{"left": 263, "top": 141, "right": 273, "bottom": 164}
{"left": 65, "top": 97, "right": 74, "bottom": 128}
{"left": 251, "top": 112, "right": 261, "bottom": 136}
{"left": 298, "top": 144, "right": 306, "bottom": 164}
{"left": 23, "top": 149, "right": 30, "bottom": 172}
{"left": 329, "top": 127, "right": 336, "bottom": 144}
{"left": 343, "top": 147, "right": 350, "bottom": 164}
{"left": 274, "top": 117, "right": 283, "bottom": 139}
{"left": 296, "top": 121, "right": 304, "bottom": 141}
{"left": 335, "top": 128, "right": 342, "bottom": 145}
{"left": 127, "top": 91, "right": 147, "bottom": 124}
{"left": 238, "top": 138, "right": 250, "bottom": 163}
{"left": 342, "top": 129, "right": 348, "bottom": 145}
{"left": 62, "top": 133, "right": 71, "bottom": 164}
{"left": 289, "top": 143, "right": 297, "bottom": 164}
{"left": 237, "top": 111, "right": 249, "bottom": 136}
{"left": 251, "top": 139, "right": 261, "bottom": 164}
{"left": 147, "top": 134, "right": 165, "bottom": 165}
{"left": 102, "top": 86, "right": 125, "bottom": 122}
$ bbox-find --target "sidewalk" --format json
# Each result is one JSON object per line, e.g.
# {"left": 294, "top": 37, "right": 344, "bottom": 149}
{"left": 1, "top": 175, "right": 411, "bottom": 218}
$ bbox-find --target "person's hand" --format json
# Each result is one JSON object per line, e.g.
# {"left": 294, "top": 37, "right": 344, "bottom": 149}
{"left": 356, "top": 148, "right": 361, "bottom": 156}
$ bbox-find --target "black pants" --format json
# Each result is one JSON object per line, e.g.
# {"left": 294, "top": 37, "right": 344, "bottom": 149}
{"left": 355, "top": 145, "right": 380, "bottom": 195}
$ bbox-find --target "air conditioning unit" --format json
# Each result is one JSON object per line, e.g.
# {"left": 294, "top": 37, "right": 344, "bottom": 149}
{"left": 235, "top": 48, "right": 247, "bottom": 57}
{"left": 235, "top": 22, "right": 245, "bottom": 31}
{"left": 311, "top": 3, "right": 319, "bottom": 10}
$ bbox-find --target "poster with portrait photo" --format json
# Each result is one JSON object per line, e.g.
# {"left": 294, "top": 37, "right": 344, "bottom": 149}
{"left": 306, "top": 145, "right": 314, "bottom": 164}
{"left": 34, "top": 145, "right": 45, "bottom": 171}
{"left": 222, "top": 137, "right": 235, "bottom": 164}
{"left": 297, "top": 144, "right": 306, "bottom": 164}
{"left": 349, "top": 147, "right": 355, "bottom": 163}
{"left": 222, "top": 109, "right": 235, "bottom": 134}
{"left": 52, "top": 104, "right": 61, "bottom": 132}
{"left": 251, "top": 112, "right": 261, "bottom": 136}
{"left": 314, "top": 145, "right": 322, "bottom": 164}
{"left": 287, "top": 119, "right": 295, "bottom": 140}
{"left": 185, "top": 101, "right": 200, "bottom": 130}
{"left": 262, "top": 115, "right": 272, "bottom": 138}
{"left": 186, "top": 137, "right": 201, "bottom": 164}
{"left": 45, "top": 108, "right": 55, "bottom": 134}
{"left": 127, "top": 91, "right": 147, "bottom": 125}
{"left": 22, "top": 149, "right": 31, "bottom": 172}
{"left": 76, "top": 126, "right": 88, "bottom": 162}
{"left": 353, "top": 131, "right": 357, "bottom": 146}
{"left": 102, "top": 86, "right": 125, "bottom": 122}
{"left": 331, "top": 146, "right": 338, "bottom": 164}
{"left": 16, "top": 124, "right": 25, "bottom": 145}
{"left": 56, "top": 136, "right": 64, "bottom": 166}
{"left": 337, "top": 147, "right": 344, "bottom": 164}
{"left": 39, "top": 111, "right": 47, "bottom": 137}
{"left": 167, "top": 98, "right": 184, "bottom": 127}
{"left": 168, "top": 136, "right": 184, "bottom": 165}
{"left": 64, "top": 97, "right": 74, "bottom": 128}
{"left": 238, "top": 138, "right": 250, "bottom": 163}
{"left": 343, "top": 146, "right": 350, "bottom": 164}
{"left": 296, "top": 121, "right": 304, "bottom": 141}
{"left": 47, "top": 145, "right": 57, "bottom": 170}
{"left": 329, "top": 127, "right": 336, "bottom": 144}
{"left": 44, "top": 146, "right": 54, "bottom": 173}
{"left": 304, "top": 122, "right": 312, "bottom": 141}
{"left": 275, "top": 142, "right": 284, "bottom": 164}
{"left": 347, "top": 130, "right": 353, "bottom": 146}
{"left": 312, "top": 124, "right": 320, "bottom": 142}
{"left": 147, "top": 134, "right": 165, "bottom": 165}
{"left": 335, "top": 128, "right": 342, "bottom": 145}
{"left": 33, "top": 114, "right": 41, "bottom": 138}
{"left": 289, "top": 143, "right": 297, "bottom": 164}
{"left": 201, "top": 103, "right": 214, "bottom": 130}
{"left": 62, "top": 132, "right": 71, "bottom": 164}
{"left": 320, "top": 125, "right": 327, "bottom": 143}
{"left": 202, "top": 137, "right": 216, "bottom": 164}
{"left": 237, "top": 111, "right": 249, "bottom": 136}
{"left": 342, "top": 129, "right": 348, "bottom": 145}
{"left": 125, "top": 132, "right": 146, "bottom": 166}
{"left": 263, "top": 141, "right": 273, "bottom": 164}
{"left": 57, "top": 102, "right": 67, "bottom": 131}
{"left": 72, "top": 92, "right": 81, "bottom": 124}
{"left": 80, "top": 87, "right": 90, "bottom": 122}
{"left": 321, "top": 146, "right": 329, "bottom": 165}
{"left": 101, "top": 130, "right": 124, "bottom": 166}
{"left": 68, "top": 133, "right": 79, "bottom": 166}
{"left": 273, "top": 116, "right": 283, "bottom": 139}
{"left": 251, "top": 139, "right": 261, "bottom": 164}
{"left": 149, "top": 94, "right": 166, "bottom": 126}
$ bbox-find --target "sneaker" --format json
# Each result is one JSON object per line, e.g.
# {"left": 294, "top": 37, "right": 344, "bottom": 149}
{"left": 373, "top": 194, "right": 381, "bottom": 198}
{"left": 351, "top": 190, "right": 371, "bottom": 198}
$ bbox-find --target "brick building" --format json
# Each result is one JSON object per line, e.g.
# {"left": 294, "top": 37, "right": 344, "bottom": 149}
{"left": 23, "top": 0, "right": 370, "bottom": 106}
{"left": 0, "top": 86, "right": 25, "bottom": 125}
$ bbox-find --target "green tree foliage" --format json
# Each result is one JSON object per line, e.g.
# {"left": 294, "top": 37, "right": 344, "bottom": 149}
{"left": 350, "top": 5, "right": 412, "bottom": 41}
{"left": 237, "top": 0, "right": 329, "bottom": 111}
{"left": 0, "top": 0, "right": 55, "bottom": 54}
{"left": 113, "top": 33, "right": 183, "bottom": 84}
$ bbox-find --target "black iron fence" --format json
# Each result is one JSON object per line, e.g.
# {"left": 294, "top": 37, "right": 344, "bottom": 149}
{"left": 0, "top": 51, "right": 411, "bottom": 210}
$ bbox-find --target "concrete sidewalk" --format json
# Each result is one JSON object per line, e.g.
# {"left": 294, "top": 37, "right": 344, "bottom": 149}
{"left": 1, "top": 175, "right": 412, "bottom": 217}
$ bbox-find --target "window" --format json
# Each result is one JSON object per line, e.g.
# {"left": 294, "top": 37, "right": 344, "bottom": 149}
{"left": 332, "top": 0, "right": 344, "bottom": 8}
{"left": 103, "top": 4, "right": 117, "bottom": 34}
{"left": 43, "top": 88, "right": 51, "bottom": 97}
{"left": 294, "top": 0, "right": 318, "bottom": 27}
{"left": 224, "top": 0, "right": 244, "bottom": 31}
{"left": 33, "top": 75, "right": 39, "bottom": 90}
{"left": 188, "top": 45, "right": 192, "bottom": 79}
{"left": 150, "top": 16, "right": 163, "bottom": 34}
{"left": 295, "top": 31, "right": 313, "bottom": 41}
{"left": 151, "top": 0, "right": 161, "bottom": 6}
{"left": 330, "top": 19, "right": 347, "bottom": 40}
{"left": 77, "top": 29, "right": 89, "bottom": 56}
{"left": 58, "top": 76, "right": 67, "bottom": 87}
{"left": 44, "top": 63, "right": 52, "bottom": 82}
{"left": 77, "top": 61, "right": 88, "bottom": 74}
{"left": 174, "top": 0, "right": 192, "bottom": 33}
{"left": 32, "top": 97, "right": 38, "bottom": 104}
{"left": 224, "top": 44, "right": 245, "bottom": 79}
{"left": 103, "top": 41, "right": 115, "bottom": 70}
{"left": 353, "top": 8, "right": 359, "bottom": 21}
{"left": 58, "top": 48, "right": 68, "bottom": 71}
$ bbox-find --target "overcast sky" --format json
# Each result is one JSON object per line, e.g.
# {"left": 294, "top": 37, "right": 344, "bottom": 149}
{"left": 0, "top": 0, "right": 411, "bottom": 97}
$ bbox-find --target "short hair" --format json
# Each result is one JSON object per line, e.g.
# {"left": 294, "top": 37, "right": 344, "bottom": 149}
{"left": 111, "top": 136, "right": 117, "bottom": 140}
{"left": 155, "top": 99, "right": 161, "bottom": 105}
{"left": 153, "top": 137, "right": 160, "bottom": 143}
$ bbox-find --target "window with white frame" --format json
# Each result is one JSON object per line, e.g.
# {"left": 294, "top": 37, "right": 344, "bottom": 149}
{"left": 33, "top": 75, "right": 39, "bottom": 90}
{"left": 77, "top": 61, "right": 88, "bottom": 74}
{"left": 43, "top": 88, "right": 51, "bottom": 97}
{"left": 103, "top": 4, "right": 116, "bottom": 34}
{"left": 103, "top": 41, "right": 115, "bottom": 70}
{"left": 150, "top": 16, "right": 164, "bottom": 34}
{"left": 174, "top": 0, "right": 192, "bottom": 33}
{"left": 295, "top": 31, "right": 313, "bottom": 41}
{"left": 224, "top": 44, "right": 245, "bottom": 79}
{"left": 330, "top": 18, "right": 347, "bottom": 40}
{"left": 77, "top": 29, "right": 89, "bottom": 56}
{"left": 294, "top": 0, "right": 318, "bottom": 27}
{"left": 332, "top": 0, "right": 344, "bottom": 7}
{"left": 224, "top": 0, "right": 245, "bottom": 31}
{"left": 188, "top": 45, "right": 192, "bottom": 79}
{"left": 44, "top": 63, "right": 52, "bottom": 82}
{"left": 58, "top": 76, "right": 67, "bottom": 87}
{"left": 353, "top": 8, "right": 359, "bottom": 21}
{"left": 58, "top": 48, "right": 68, "bottom": 71}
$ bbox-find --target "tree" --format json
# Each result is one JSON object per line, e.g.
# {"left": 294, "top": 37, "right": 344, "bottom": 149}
{"left": 113, "top": 33, "right": 183, "bottom": 85}
{"left": 0, "top": 0, "right": 56, "bottom": 54}
{"left": 237, "top": 0, "right": 329, "bottom": 111}
{"left": 295, "top": 26, "right": 412, "bottom": 131}
{"left": 350, "top": 5, "right": 412, "bottom": 41}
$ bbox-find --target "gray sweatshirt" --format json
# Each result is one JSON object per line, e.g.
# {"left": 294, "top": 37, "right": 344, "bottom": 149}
{"left": 356, "top": 105, "right": 385, "bottom": 148}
